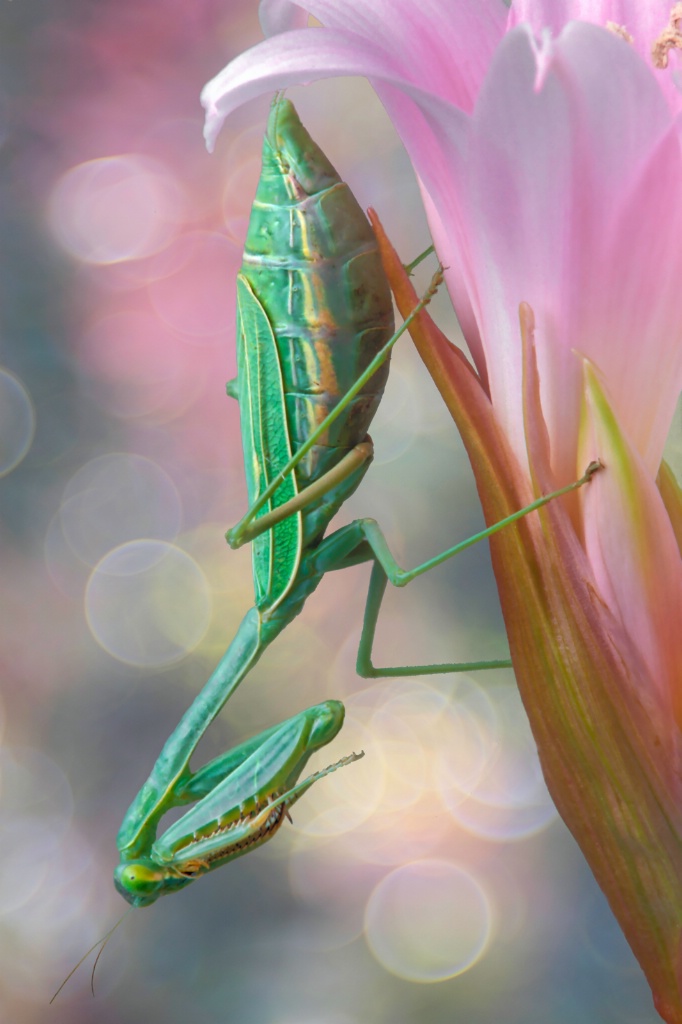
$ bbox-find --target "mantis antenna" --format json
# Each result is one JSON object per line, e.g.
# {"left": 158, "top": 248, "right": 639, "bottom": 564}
{"left": 49, "top": 908, "right": 131, "bottom": 1003}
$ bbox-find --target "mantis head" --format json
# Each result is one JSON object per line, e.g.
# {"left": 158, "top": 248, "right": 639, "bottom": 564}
{"left": 113, "top": 858, "right": 190, "bottom": 907}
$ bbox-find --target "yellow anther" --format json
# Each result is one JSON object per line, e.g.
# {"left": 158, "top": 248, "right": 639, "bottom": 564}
{"left": 652, "top": 3, "right": 682, "bottom": 69}
{"left": 605, "top": 22, "right": 633, "bottom": 45}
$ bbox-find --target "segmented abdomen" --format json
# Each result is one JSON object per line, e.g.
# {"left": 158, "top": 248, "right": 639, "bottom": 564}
{"left": 240, "top": 98, "right": 394, "bottom": 549}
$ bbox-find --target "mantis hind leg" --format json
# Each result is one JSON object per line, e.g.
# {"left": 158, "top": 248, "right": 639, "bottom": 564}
{"left": 310, "top": 525, "right": 511, "bottom": 677}
{"left": 356, "top": 562, "right": 512, "bottom": 676}
{"left": 309, "top": 460, "right": 602, "bottom": 677}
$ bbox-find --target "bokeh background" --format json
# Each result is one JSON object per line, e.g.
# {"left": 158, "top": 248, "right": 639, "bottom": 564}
{"left": 0, "top": 2, "right": 676, "bottom": 1022}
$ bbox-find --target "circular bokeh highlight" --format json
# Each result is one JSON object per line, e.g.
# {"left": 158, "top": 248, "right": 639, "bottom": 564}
{"left": 364, "top": 859, "right": 493, "bottom": 982}
{"left": 0, "top": 369, "right": 36, "bottom": 477}
{"left": 85, "top": 539, "right": 211, "bottom": 666}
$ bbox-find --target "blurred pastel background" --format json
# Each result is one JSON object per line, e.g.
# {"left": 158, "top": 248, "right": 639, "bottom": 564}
{"left": 0, "top": 2, "right": 673, "bottom": 1022}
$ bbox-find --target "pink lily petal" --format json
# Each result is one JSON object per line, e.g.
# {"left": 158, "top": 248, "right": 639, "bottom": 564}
{"left": 578, "top": 359, "right": 682, "bottom": 738}
{"left": 201, "top": 28, "right": 407, "bottom": 152}
{"left": 202, "top": 17, "right": 682, "bottom": 478}
{"left": 659, "top": 461, "right": 682, "bottom": 556}
{"left": 258, "top": 0, "right": 507, "bottom": 114}
{"left": 509, "top": 0, "right": 682, "bottom": 116}
{"left": 420, "top": 188, "right": 487, "bottom": 388}
{"left": 203, "top": 0, "right": 505, "bottom": 150}
{"left": 259, "top": 0, "right": 309, "bottom": 36}
{"left": 200, "top": 25, "right": 463, "bottom": 188}
{"left": 456, "top": 22, "right": 682, "bottom": 483}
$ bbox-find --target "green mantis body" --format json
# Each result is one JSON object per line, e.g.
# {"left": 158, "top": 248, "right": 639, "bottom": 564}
{"left": 115, "top": 97, "right": 600, "bottom": 909}
{"left": 115, "top": 97, "right": 395, "bottom": 906}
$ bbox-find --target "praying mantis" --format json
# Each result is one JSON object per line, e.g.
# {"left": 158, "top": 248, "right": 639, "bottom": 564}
{"left": 114, "top": 96, "right": 600, "bottom": 909}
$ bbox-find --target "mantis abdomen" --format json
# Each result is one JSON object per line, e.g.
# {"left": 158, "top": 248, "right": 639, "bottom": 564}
{"left": 234, "top": 99, "right": 395, "bottom": 609}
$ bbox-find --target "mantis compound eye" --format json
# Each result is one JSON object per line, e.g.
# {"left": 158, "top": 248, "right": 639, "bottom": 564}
{"left": 114, "top": 860, "right": 165, "bottom": 907}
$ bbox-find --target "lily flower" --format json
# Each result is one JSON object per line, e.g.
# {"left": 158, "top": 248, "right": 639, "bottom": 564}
{"left": 201, "top": 2, "right": 682, "bottom": 1019}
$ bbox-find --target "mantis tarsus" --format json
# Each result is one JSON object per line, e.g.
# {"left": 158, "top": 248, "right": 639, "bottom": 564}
{"left": 114, "top": 96, "right": 600, "bottom": 909}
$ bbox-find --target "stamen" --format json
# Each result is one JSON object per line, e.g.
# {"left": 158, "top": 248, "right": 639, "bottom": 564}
{"left": 652, "top": 3, "right": 682, "bottom": 69}
{"left": 605, "top": 22, "right": 633, "bottom": 45}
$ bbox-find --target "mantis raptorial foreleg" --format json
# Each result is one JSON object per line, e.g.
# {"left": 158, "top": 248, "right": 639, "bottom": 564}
{"left": 115, "top": 673, "right": 362, "bottom": 906}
